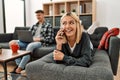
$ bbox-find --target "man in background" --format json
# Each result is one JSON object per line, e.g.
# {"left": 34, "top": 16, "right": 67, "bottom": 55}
{"left": 9, "top": 10, "right": 54, "bottom": 73}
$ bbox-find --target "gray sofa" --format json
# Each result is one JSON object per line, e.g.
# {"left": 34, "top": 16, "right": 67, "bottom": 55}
{"left": 0, "top": 27, "right": 59, "bottom": 60}
{"left": 24, "top": 27, "right": 120, "bottom": 80}
{"left": 1, "top": 27, "right": 119, "bottom": 80}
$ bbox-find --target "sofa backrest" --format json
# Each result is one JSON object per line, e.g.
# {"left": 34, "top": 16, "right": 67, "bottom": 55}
{"left": 12, "top": 27, "right": 60, "bottom": 43}
{"left": 12, "top": 27, "right": 109, "bottom": 49}
{"left": 52, "top": 27, "right": 108, "bottom": 48}
{"left": 89, "top": 27, "right": 108, "bottom": 48}
{"left": 12, "top": 27, "right": 30, "bottom": 40}
{"left": 53, "top": 27, "right": 60, "bottom": 43}
{"left": 53, "top": 27, "right": 59, "bottom": 37}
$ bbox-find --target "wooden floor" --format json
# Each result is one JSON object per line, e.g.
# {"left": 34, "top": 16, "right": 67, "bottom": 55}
{"left": 0, "top": 61, "right": 16, "bottom": 72}
{"left": 0, "top": 58, "right": 120, "bottom": 80}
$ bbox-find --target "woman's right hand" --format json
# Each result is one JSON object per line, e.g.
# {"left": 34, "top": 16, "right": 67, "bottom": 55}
{"left": 55, "top": 28, "right": 66, "bottom": 50}
{"left": 55, "top": 28, "right": 65, "bottom": 45}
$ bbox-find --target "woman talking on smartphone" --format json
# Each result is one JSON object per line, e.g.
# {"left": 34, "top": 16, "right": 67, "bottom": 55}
{"left": 53, "top": 12, "right": 93, "bottom": 67}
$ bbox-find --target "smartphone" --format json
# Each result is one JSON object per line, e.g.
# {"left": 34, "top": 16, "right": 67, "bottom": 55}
{"left": 60, "top": 31, "right": 64, "bottom": 36}
{"left": 59, "top": 28, "right": 67, "bottom": 43}
{"left": 59, "top": 27, "right": 65, "bottom": 36}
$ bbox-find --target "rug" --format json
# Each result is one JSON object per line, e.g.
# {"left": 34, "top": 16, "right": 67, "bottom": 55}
{"left": 11, "top": 73, "right": 21, "bottom": 80}
{"left": 0, "top": 72, "right": 21, "bottom": 80}
{"left": 0, "top": 72, "right": 4, "bottom": 79}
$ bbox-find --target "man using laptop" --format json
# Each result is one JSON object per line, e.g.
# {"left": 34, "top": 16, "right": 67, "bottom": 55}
{"left": 9, "top": 10, "right": 54, "bottom": 73}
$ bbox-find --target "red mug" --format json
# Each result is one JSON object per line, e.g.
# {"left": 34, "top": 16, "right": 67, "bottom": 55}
{"left": 10, "top": 44, "right": 19, "bottom": 54}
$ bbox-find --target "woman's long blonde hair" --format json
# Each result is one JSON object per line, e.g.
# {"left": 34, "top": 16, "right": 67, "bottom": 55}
{"left": 60, "top": 12, "right": 83, "bottom": 43}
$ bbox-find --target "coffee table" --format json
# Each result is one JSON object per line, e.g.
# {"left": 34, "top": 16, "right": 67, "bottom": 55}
{"left": 0, "top": 49, "right": 31, "bottom": 80}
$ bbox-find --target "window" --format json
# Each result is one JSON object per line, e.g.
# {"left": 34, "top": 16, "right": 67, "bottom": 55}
{"left": 4, "top": 0, "right": 25, "bottom": 33}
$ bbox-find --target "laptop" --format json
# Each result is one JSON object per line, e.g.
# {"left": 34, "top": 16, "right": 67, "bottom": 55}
{"left": 17, "top": 30, "right": 33, "bottom": 42}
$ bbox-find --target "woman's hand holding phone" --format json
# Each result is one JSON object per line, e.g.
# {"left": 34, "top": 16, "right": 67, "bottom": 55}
{"left": 55, "top": 28, "right": 65, "bottom": 45}
{"left": 55, "top": 28, "right": 66, "bottom": 51}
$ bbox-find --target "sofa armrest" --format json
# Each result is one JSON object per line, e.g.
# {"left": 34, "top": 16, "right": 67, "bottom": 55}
{"left": 108, "top": 36, "right": 120, "bottom": 75}
{"left": 0, "top": 33, "right": 13, "bottom": 42}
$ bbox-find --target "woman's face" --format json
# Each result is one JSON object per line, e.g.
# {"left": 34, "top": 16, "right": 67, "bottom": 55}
{"left": 61, "top": 16, "right": 77, "bottom": 38}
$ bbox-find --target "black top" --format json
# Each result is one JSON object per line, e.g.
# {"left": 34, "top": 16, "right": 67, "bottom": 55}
{"left": 56, "top": 32, "right": 93, "bottom": 67}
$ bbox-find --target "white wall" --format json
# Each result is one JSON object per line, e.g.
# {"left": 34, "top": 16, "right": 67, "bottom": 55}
{"left": 26, "top": 0, "right": 43, "bottom": 27}
{"left": 25, "top": 0, "right": 31, "bottom": 27}
{"left": 96, "top": 0, "right": 120, "bottom": 29}
{"left": 5, "top": 0, "right": 24, "bottom": 33}
{"left": 0, "top": 0, "right": 4, "bottom": 33}
{"left": 26, "top": 0, "right": 65, "bottom": 26}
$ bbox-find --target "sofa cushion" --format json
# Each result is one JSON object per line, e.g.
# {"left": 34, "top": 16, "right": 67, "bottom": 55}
{"left": 0, "top": 42, "right": 9, "bottom": 49}
{"left": 89, "top": 27, "right": 108, "bottom": 48}
{"left": 32, "top": 44, "right": 55, "bottom": 59}
{"left": 0, "top": 33, "right": 13, "bottom": 43}
{"left": 26, "top": 50, "right": 113, "bottom": 80}
{"left": 87, "top": 21, "right": 99, "bottom": 34}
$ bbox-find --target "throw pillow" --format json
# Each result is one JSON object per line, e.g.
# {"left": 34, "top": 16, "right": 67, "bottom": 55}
{"left": 87, "top": 21, "right": 99, "bottom": 34}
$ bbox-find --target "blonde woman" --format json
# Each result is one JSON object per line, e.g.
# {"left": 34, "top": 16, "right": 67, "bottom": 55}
{"left": 53, "top": 12, "right": 93, "bottom": 67}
